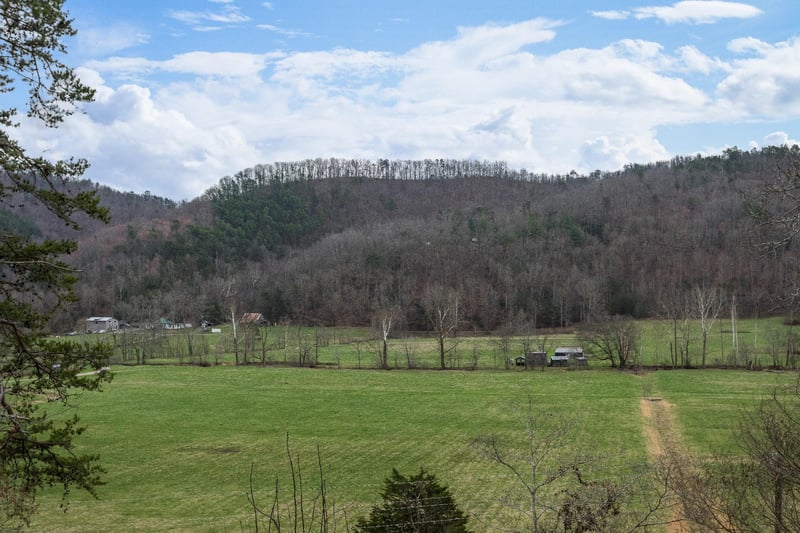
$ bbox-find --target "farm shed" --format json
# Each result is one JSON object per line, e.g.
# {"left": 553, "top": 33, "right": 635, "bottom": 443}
{"left": 85, "top": 316, "right": 119, "bottom": 333}
{"left": 514, "top": 352, "right": 548, "bottom": 368}
{"left": 550, "top": 347, "right": 586, "bottom": 367}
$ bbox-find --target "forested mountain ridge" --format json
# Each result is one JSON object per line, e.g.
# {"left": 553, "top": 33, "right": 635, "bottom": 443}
{"left": 0, "top": 178, "right": 178, "bottom": 242}
{"left": 47, "top": 147, "right": 798, "bottom": 332}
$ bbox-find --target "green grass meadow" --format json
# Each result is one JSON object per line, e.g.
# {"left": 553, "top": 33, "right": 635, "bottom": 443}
{"left": 94, "top": 316, "right": 800, "bottom": 370}
{"left": 647, "top": 369, "right": 797, "bottom": 455}
{"left": 29, "top": 363, "right": 796, "bottom": 532}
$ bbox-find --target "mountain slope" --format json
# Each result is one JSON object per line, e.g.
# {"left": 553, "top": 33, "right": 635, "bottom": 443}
{"left": 57, "top": 149, "right": 796, "bottom": 332}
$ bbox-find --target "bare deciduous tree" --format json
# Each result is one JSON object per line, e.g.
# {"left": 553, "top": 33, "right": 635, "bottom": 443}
{"left": 422, "top": 286, "right": 461, "bottom": 369}
{"left": 695, "top": 285, "right": 723, "bottom": 368}
{"left": 473, "top": 396, "right": 671, "bottom": 532}
{"left": 579, "top": 316, "right": 641, "bottom": 370}
{"left": 472, "top": 398, "right": 586, "bottom": 532}
{"left": 730, "top": 291, "right": 740, "bottom": 367}
{"left": 672, "top": 390, "right": 800, "bottom": 533}
{"left": 372, "top": 307, "right": 401, "bottom": 369}
{"left": 748, "top": 145, "right": 800, "bottom": 250}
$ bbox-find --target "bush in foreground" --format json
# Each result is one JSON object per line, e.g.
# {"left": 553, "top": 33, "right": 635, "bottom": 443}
{"left": 355, "top": 468, "right": 471, "bottom": 533}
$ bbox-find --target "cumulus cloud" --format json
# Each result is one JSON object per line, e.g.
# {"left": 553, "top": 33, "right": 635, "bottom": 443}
{"left": 545, "top": 41, "right": 709, "bottom": 107}
{"left": 675, "top": 45, "right": 728, "bottom": 74}
{"left": 85, "top": 84, "right": 156, "bottom": 124}
{"left": 717, "top": 38, "right": 800, "bottom": 117}
{"left": 593, "top": 1, "right": 762, "bottom": 24}
{"left": 727, "top": 37, "right": 774, "bottom": 54}
{"left": 592, "top": 10, "right": 631, "bottom": 20}
{"left": 579, "top": 135, "right": 670, "bottom": 172}
{"left": 405, "top": 18, "right": 559, "bottom": 71}
{"left": 273, "top": 49, "right": 395, "bottom": 82}
{"left": 15, "top": 17, "right": 798, "bottom": 200}
{"left": 763, "top": 131, "right": 799, "bottom": 147}
{"left": 86, "top": 51, "right": 280, "bottom": 79}
{"left": 743, "top": 131, "right": 800, "bottom": 151}
{"left": 163, "top": 52, "right": 276, "bottom": 78}
{"left": 19, "top": 77, "right": 262, "bottom": 198}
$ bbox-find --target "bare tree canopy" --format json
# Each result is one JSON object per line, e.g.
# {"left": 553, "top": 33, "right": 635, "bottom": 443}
{"left": 579, "top": 316, "right": 641, "bottom": 370}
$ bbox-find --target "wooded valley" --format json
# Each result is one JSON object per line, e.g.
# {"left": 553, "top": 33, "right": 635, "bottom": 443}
{"left": 8, "top": 146, "right": 798, "bottom": 335}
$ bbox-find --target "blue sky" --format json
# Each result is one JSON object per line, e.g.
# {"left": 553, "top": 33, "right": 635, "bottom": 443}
{"left": 17, "top": 0, "right": 800, "bottom": 199}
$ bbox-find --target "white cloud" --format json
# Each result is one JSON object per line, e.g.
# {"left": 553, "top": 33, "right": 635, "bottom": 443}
{"left": 763, "top": 131, "right": 799, "bottom": 147}
{"left": 744, "top": 131, "right": 800, "bottom": 150}
{"left": 19, "top": 17, "right": 797, "bottom": 200}
{"left": 636, "top": 1, "right": 762, "bottom": 23}
{"left": 274, "top": 49, "right": 395, "bottom": 80}
{"left": 19, "top": 76, "right": 262, "bottom": 199}
{"left": 727, "top": 37, "right": 773, "bottom": 54}
{"left": 544, "top": 41, "right": 709, "bottom": 107}
{"left": 580, "top": 135, "right": 670, "bottom": 171}
{"left": 675, "top": 45, "right": 728, "bottom": 74}
{"left": 591, "top": 10, "right": 630, "bottom": 20}
{"left": 164, "top": 52, "right": 274, "bottom": 78}
{"left": 594, "top": 1, "right": 762, "bottom": 24}
{"left": 86, "top": 51, "right": 280, "bottom": 79}
{"left": 168, "top": 4, "right": 250, "bottom": 29}
{"left": 256, "top": 24, "right": 314, "bottom": 39}
{"left": 76, "top": 23, "right": 149, "bottom": 56}
{"left": 717, "top": 38, "right": 800, "bottom": 117}
{"left": 86, "top": 83, "right": 156, "bottom": 124}
{"left": 405, "top": 19, "right": 560, "bottom": 70}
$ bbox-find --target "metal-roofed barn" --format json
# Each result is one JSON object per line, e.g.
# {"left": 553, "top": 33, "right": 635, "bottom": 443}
{"left": 85, "top": 317, "right": 119, "bottom": 334}
{"left": 513, "top": 352, "right": 548, "bottom": 369}
{"left": 550, "top": 347, "right": 587, "bottom": 367}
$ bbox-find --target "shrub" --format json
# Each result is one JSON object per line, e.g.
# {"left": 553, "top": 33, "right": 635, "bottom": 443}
{"left": 355, "top": 468, "right": 471, "bottom": 533}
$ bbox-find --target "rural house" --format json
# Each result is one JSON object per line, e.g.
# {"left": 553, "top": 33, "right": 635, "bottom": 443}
{"left": 550, "top": 347, "right": 587, "bottom": 367}
{"left": 240, "top": 313, "right": 265, "bottom": 325}
{"left": 85, "top": 316, "right": 119, "bottom": 333}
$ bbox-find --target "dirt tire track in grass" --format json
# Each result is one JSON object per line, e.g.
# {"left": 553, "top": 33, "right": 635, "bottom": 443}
{"left": 640, "top": 396, "right": 690, "bottom": 533}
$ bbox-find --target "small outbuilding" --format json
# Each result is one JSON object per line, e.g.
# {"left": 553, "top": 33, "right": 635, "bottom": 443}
{"left": 550, "top": 347, "right": 586, "bottom": 367}
{"left": 86, "top": 316, "right": 119, "bottom": 334}
{"left": 154, "top": 318, "right": 192, "bottom": 330}
{"left": 513, "top": 352, "right": 548, "bottom": 369}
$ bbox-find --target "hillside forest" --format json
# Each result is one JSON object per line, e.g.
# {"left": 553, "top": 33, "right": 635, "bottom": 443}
{"left": 6, "top": 146, "right": 799, "bottom": 337}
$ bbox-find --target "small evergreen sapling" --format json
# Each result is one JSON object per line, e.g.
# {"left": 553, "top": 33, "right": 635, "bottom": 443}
{"left": 355, "top": 468, "right": 471, "bottom": 533}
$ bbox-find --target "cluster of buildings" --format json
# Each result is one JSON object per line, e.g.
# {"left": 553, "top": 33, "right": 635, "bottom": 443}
{"left": 83, "top": 313, "right": 267, "bottom": 334}
{"left": 84, "top": 316, "right": 193, "bottom": 334}
{"left": 514, "top": 347, "right": 587, "bottom": 368}
{"left": 84, "top": 315, "right": 585, "bottom": 370}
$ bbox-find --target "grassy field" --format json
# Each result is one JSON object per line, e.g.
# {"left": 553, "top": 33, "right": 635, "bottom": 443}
{"left": 92, "top": 315, "right": 800, "bottom": 370}
{"left": 29, "top": 364, "right": 796, "bottom": 532}
{"left": 648, "top": 369, "right": 798, "bottom": 455}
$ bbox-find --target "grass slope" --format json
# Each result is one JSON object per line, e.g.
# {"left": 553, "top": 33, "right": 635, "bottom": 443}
{"left": 30, "top": 366, "right": 794, "bottom": 532}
